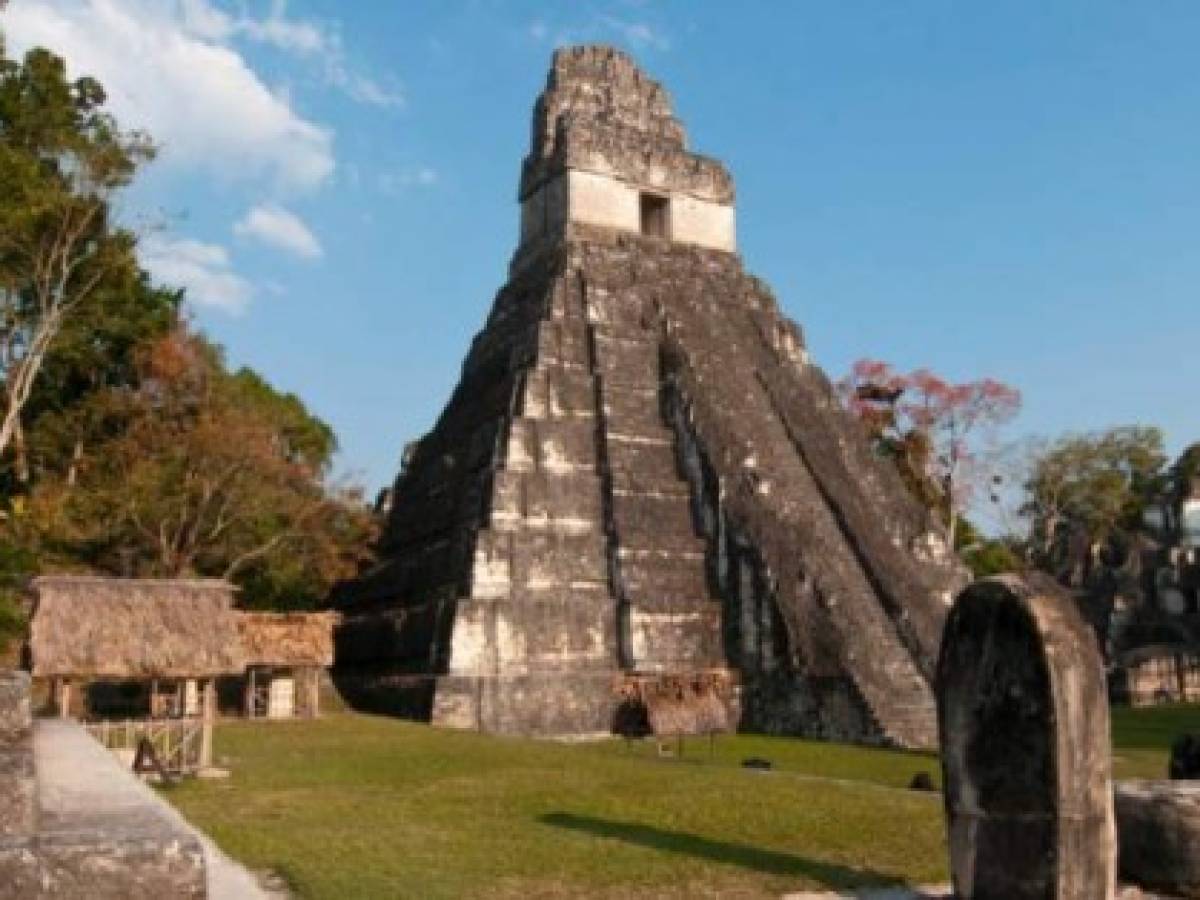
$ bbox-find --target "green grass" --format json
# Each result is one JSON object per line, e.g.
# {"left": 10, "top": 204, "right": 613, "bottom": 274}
{"left": 163, "top": 704, "right": 1198, "bottom": 900}
{"left": 1111, "top": 702, "right": 1199, "bottom": 779}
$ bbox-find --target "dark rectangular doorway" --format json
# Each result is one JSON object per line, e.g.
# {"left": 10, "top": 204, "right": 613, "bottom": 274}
{"left": 640, "top": 193, "right": 670, "bottom": 238}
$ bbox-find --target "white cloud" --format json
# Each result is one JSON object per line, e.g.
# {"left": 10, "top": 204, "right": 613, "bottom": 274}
{"left": 599, "top": 16, "right": 671, "bottom": 51}
{"left": 528, "top": 13, "right": 671, "bottom": 52}
{"left": 329, "top": 69, "right": 404, "bottom": 109}
{"left": 234, "top": 203, "right": 322, "bottom": 259}
{"left": 4, "top": 0, "right": 335, "bottom": 189}
{"left": 141, "top": 235, "right": 252, "bottom": 315}
{"left": 378, "top": 166, "right": 439, "bottom": 195}
{"left": 181, "top": 0, "right": 404, "bottom": 108}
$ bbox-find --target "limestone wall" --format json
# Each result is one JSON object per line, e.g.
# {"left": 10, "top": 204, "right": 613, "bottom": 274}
{"left": 0, "top": 672, "right": 207, "bottom": 897}
{"left": 520, "top": 170, "right": 735, "bottom": 253}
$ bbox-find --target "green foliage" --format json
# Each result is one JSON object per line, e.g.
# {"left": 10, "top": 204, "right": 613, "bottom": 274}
{"left": 0, "top": 44, "right": 372, "bottom": 612}
{"left": 0, "top": 539, "right": 35, "bottom": 656}
{"left": 225, "top": 367, "right": 337, "bottom": 471}
{"left": 0, "top": 42, "right": 155, "bottom": 491}
{"left": 953, "top": 518, "right": 1025, "bottom": 578}
{"left": 1024, "top": 426, "right": 1167, "bottom": 581}
{"left": 1171, "top": 442, "right": 1200, "bottom": 498}
{"left": 20, "top": 329, "right": 375, "bottom": 607}
{"left": 963, "top": 539, "right": 1024, "bottom": 578}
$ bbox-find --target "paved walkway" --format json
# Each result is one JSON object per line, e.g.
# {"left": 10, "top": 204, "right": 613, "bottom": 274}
{"left": 781, "top": 883, "right": 1172, "bottom": 898}
{"left": 34, "top": 719, "right": 271, "bottom": 900}
{"left": 782, "top": 888, "right": 949, "bottom": 899}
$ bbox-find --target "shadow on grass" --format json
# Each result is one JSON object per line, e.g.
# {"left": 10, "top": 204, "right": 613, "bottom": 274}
{"left": 539, "top": 812, "right": 905, "bottom": 889}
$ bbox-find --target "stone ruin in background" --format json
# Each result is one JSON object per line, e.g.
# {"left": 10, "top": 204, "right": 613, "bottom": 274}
{"left": 336, "top": 45, "right": 966, "bottom": 745}
{"left": 1104, "top": 461, "right": 1200, "bottom": 706}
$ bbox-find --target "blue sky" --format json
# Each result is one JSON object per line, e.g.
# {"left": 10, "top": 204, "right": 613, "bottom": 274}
{"left": 4, "top": 1, "right": 1199, "bottom": 502}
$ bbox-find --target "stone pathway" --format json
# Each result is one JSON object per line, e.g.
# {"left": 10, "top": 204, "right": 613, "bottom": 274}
{"left": 782, "top": 887, "right": 949, "bottom": 899}
{"left": 781, "top": 884, "right": 1176, "bottom": 898}
{"left": 34, "top": 719, "right": 273, "bottom": 900}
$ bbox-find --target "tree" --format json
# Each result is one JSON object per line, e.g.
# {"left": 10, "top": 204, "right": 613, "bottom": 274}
{"left": 9, "top": 272, "right": 180, "bottom": 493}
{"left": 0, "top": 44, "right": 153, "bottom": 478}
{"left": 1022, "top": 426, "right": 1167, "bottom": 585}
{"left": 839, "top": 359, "right": 1021, "bottom": 548}
{"left": 24, "top": 329, "right": 377, "bottom": 609}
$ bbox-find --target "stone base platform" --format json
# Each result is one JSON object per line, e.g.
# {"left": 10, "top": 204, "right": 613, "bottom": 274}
{"left": 1116, "top": 779, "right": 1200, "bottom": 898}
{"left": 333, "top": 670, "right": 624, "bottom": 737}
{"left": 0, "top": 719, "right": 272, "bottom": 899}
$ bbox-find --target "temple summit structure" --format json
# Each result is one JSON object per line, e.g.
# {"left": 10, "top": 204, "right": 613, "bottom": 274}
{"left": 337, "top": 45, "right": 965, "bottom": 747}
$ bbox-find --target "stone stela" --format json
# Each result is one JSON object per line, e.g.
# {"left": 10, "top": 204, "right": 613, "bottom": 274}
{"left": 937, "top": 574, "right": 1117, "bottom": 900}
{"left": 336, "top": 45, "right": 965, "bottom": 744}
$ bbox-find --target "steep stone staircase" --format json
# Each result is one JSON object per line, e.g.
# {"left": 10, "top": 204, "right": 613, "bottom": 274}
{"left": 576, "top": 237, "right": 941, "bottom": 747}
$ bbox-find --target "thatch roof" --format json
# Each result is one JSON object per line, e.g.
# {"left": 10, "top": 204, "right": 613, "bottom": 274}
{"left": 613, "top": 671, "right": 735, "bottom": 737}
{"left": 27, "top": 575, "right": 245, "bottom": 678}
{"left": 236, "top": 611, "right": 338, "bottom": 667}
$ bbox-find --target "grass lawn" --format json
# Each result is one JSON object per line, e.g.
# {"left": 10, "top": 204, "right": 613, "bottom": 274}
{"left": 163, "top": 703, "right": 1199, "bottom": 899}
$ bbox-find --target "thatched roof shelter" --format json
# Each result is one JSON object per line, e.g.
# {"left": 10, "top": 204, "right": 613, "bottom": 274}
{"left": 27, "top": 576, "right": 245, "bottom": 679}
{"left": 613, "top": 671, "right": 735, "bottom": 737}
{"left": 236, "top": 611, "right": 338, "bottom": 668}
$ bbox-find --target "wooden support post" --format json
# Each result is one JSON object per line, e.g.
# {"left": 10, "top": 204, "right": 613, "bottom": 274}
{"left": 199, "top": 678, "right": 215, "bottom": 770}
{"left": 244, "top": 668, "right": 255, "bottom": 719}
{"left": 56, "top": 678, "right": 71, "bottom": 719}
{"left": 307, "top": 668, "right": 320, "bottom": 719}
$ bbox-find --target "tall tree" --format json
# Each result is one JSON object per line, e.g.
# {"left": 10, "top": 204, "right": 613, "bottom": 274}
{"left": 0, "top": 43, "right": 153, "bottom": 476}
{"left": 25, "top": 329, "right": 376, "bottom": 609}
{"left": 839, "top": 359, "right": 1021, "bottom": 548}
{"left": 1022, "top": 426, "right": 1167, "bottom": 585}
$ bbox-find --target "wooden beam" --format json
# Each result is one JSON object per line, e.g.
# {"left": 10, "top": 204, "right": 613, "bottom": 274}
{"left": 57, "top": 678, "right": 71, "bottom": 719}
{"left": 199, "top": 678, "right": 215, "bottom": 770}
{"left": 244, "top": 668, "right": 255, "bottom": 719}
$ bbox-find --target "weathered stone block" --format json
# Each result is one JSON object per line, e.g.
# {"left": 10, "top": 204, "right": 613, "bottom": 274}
{"left": 0, "top": 833, "right": 206, "bottom": 899}
{"left": 0, "top": 671, "right": 31, "bottom": 745}
{"left": 432, "top": 672, "right": 619, "bottom": 736}
{"left": 521, "top": 368, "right": 595, "bottom": 420}
{"left": 936, "top": 575, "right": 1116, "bottom": 900}
{"left": 0, "top": 740, "right": 35, "bottom": 839}
{"left": 1115, "top": 780, "right": 1200, "bottom": 898}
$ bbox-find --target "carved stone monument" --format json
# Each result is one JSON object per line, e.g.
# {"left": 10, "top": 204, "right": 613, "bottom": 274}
{"left": 1115, "top": 780, "right": 1200, "bottom": 898}
{"left": 338, "top": 45, "right": 964, "bottom": 743}
{"left": 936, "top": 574, "right": 1116, "bottom": 900}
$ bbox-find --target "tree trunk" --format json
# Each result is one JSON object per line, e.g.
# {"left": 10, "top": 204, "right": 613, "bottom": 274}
{"left": 66, "top": 438, "right": 83, "bottom": 487}
{"left": 11, "top": 418, "right": 29, "bottom": 485}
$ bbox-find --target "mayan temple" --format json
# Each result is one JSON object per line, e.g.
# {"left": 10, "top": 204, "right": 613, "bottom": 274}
{"left": 337, "top": 45, "right": 965, "bottom": 748}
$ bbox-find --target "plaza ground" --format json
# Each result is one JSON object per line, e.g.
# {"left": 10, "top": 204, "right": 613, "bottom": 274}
{"left": 162, "top": 704, "right": 1197, "bottom": 899}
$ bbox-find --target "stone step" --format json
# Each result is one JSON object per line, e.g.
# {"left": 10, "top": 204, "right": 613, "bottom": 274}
{"left": 505, "top": 418, "right": 598, "bottom": 474}
{"left": 606, "top": 438, "right": 681, "bottom": 484}
{"left": 490, "top": 470, "right": 604, "bottom": 532}
{"left": 617, "top": 536, "right": 709, "bottom": 559}
{"left": 611, "top": 492, "right": 697, "bottom": 540}
{"left": 535, "top": 319, "right": 591, "bottom": 368}
{"left": 600, "top": 384, "right": 664, "bottom": 431}
{"left": 520, "top": 367, "right": 597, "bottom": 420}
{"left": 621, "top": 561, "right": 712, "bottom": 606}
{"left": 592, "top": 333, "right": 658, "bottom": 388}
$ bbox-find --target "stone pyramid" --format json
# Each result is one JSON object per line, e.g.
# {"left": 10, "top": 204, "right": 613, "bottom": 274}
{"left": 337, "top": 46, "right": 964, "bottom": 747}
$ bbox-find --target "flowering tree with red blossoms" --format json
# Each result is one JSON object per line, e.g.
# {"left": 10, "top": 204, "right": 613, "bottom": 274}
{"left": 839, "top": 359, "right": 1021, "bottom": 549}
